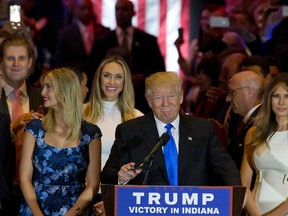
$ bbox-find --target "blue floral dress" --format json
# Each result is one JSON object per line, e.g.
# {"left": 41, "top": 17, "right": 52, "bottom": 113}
{"left": 19, "top": 119, "right": 102, "bottom": 216}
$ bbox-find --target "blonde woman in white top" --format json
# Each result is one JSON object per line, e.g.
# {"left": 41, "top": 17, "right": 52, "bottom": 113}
{"left": 84, "top": 55, "right": 143, "bottom": 169}
{"left": 84, "top": 55, "right": 143, "bottom": 215}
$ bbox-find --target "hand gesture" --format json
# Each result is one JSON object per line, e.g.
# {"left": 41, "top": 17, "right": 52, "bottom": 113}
{"left": 93, "top": 201, "right": 105, "bottom": 216}
{"left": 32, "top": 105, "right": 44, "bottom": 119}
{"left": 205, "top": 86, "right": 226, "bottom": 103}
{"left": 11, "top": 112, "right": 34, "bottom": 133}
{"left": 118, "top": 162, "right": 142, "bottom": 185}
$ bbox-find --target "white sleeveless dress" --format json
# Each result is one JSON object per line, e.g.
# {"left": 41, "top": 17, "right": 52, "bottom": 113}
{"left": 253, "top": 131, "right": 288, "bottom": 214}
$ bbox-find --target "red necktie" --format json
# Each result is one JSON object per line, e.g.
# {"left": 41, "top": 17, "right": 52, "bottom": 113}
{"left": 12, "top": 89, "right": 23, "bottom": 122}
{"left": 86, "top": 30, "right": 93, "bottom": 54}
{"left": 12, "top": 89, "right": 24, "bottom": 184}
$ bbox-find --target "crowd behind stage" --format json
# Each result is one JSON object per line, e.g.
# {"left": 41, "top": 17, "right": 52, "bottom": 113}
{"left": 1, "top": 0, "right": 288, "bottom": 215}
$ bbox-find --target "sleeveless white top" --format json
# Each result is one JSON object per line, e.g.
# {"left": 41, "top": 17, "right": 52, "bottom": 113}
{"left": 253, "top": 131, "right": 288, "bottom": 214}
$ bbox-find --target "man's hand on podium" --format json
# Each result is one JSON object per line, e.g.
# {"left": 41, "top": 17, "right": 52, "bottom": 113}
{"left": 93, "top": 201, "right": 105, "bottom": 216}
{"left": 118, "top": 162, "right": 142, "bottom": 185}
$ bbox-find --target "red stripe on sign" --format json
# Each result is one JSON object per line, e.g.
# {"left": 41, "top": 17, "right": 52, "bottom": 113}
{"left": 137, "top": 0, "right": 146, "bottom": 31}
{"left": 159, "top": 0, "right": 167, "bottom": 63}
{"left": 181, "top": 0, "right": 190, "bottom": 60}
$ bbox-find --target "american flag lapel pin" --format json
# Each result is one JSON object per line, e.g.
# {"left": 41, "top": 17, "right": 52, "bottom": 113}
{"left": 188, "top": 136, "right": 192, "bottom": 141}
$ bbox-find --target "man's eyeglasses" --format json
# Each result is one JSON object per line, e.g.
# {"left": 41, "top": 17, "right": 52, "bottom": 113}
{"left": 227, "top": 86, "right": 249, "bottom": 96}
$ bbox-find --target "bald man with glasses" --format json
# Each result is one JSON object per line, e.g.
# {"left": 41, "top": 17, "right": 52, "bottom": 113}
{"left": 226, "top": 70, "right": 266, "bottom": 170}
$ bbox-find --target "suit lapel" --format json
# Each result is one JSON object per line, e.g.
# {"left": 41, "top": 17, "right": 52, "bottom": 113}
{"left": 0, "top": 84, "right": 43, "bottom": 121}
{"left": 26, "top": 83, "right": 43, "bottom": 113}
{"left": 245, "top": 105, "right": 260, "bottom": 131}
{"left": 0, "top": 89, "right": 11, "bottom": 121}
{"left": 132, "top": 29, "right": 138, "bottom": 50}
{"left": 140, "top": 114, "right": 200, "bottom": 185}
{"left": 141, "top": 113, "right": 168, "bottom": 183}
{"left": 178, "top": 114, "right": 197, "bottom": 184}
{"left": 75, "top": 24, "right": 87, "bottom": 57}
{"left": 111, "top": 30, "right": 120, "bottom": 47}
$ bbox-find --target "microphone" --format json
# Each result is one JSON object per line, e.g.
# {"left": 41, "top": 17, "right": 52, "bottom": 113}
{"left": 136, "top": 133, "right": 170, "bottom": 170}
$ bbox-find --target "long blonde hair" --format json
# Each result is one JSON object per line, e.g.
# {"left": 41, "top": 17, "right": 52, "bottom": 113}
{"left": 84, "top": 55, "right": 136, "bottom": 123}
{"left": 42, "top": 67, "right": 83, "bottom": 141}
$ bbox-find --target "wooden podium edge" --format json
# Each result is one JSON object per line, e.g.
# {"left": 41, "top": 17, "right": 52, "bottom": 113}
{"left": 232, "top": 186, "right": 246, "bottom": 216}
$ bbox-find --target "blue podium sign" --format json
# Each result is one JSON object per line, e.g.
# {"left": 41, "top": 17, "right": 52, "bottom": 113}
{"left": 114, "top": 185, "right": 233, "bottom": 216}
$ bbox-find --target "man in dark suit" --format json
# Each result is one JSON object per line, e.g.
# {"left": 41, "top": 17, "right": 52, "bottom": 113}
{"left": 88, "top": 0, "right": 166, "bottom": 113}
{"left": 0, "top": 113, "right": 13, "bottom": 216}
{"left": 0, "top": 74, "right": 14, "bottom": 216}
{"left": 101, "top": 72, "right": 241, "bottom": 186}
{"left": 226, "top": 70, "right": 266, "bottom": 170}
{"left": 0, "top": 36, "right": 44, "bottom": 216}
{"left": 54, "top": 0, "right": 109, "bottom": 71}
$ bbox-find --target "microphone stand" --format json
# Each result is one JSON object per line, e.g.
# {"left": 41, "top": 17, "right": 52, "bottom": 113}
{"left": 139, "top": 133, "right": 169, "bottom": 185}
{"left": 142, "top": 155, "right": 154, "bottom": 185}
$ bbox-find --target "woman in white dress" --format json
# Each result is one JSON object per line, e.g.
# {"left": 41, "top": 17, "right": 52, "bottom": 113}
{"left": 241, "top": 73, "right": 288, "bottom": 216}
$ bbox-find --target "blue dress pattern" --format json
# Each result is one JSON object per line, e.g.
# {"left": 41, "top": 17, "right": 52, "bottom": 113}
{"left": 19, "top": 119, "right": 102, "bottom": 216}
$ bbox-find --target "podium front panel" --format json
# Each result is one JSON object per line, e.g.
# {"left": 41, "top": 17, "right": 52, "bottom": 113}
{"left": 103, "top": 185, "right": 245, "bottom": 216}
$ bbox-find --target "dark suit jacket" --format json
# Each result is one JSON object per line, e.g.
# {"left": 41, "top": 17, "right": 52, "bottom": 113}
{"left": 0, "top": 82, "right": 44, "bottom": 193}
{"left": 0, "top": 113, "right": 13, "bottom": 200}
{"left": 88, "top": 28, "right": 165, "bottom": 76}
{"left": 227, "top": 106, "right": 261, "bottom": 170}
{"left": 101, "top": 113, "right": 241, "bottom": 186}
{"left": 0, "top": 82, "right": 44, "bottom": 121}
{"left": 87, "top": 28, "right": 166, "bottom": 113}
{"left": 53, "top": 22, "right": 110, "bottom": 70}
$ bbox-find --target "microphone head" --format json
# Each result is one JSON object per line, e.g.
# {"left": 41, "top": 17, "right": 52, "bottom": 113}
{"left": 160, "top": 133, "right": 170, "bottom": 145}
{"left": 138, "top": 132, "right": 171, "bottom": 168}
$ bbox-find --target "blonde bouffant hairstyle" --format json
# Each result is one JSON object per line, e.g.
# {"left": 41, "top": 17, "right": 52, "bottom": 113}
{"left": 42, "top": 67, "right": 83, "bottom": 141}
{"left": 145, "top": 71, "right": 183, "bottom": 99}
{"left": 84, "top": 55, "right": 136, "bottom": 123}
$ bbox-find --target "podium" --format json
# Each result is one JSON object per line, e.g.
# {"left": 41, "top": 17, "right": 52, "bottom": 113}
{"left": 101, "top": 184, "right": 246, "bottom": 216}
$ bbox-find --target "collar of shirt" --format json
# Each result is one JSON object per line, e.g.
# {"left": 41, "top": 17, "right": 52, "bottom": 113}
{"left": 154, "top": 114, "right": 180, "bottom": 151}
{"left": 4, "top": 81, "right": 27, "bottom": 100}
{"left": 155, "top": 115, "right": 180, "bottom": 133}
{"left": 116, "top": 26, "right": 134, "bottom": 46}
{"left": 76, "top": 20, "right": 94, "bottom": 36}
{"left": 243, "top": 103, "right": 261, "bottom": 124}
